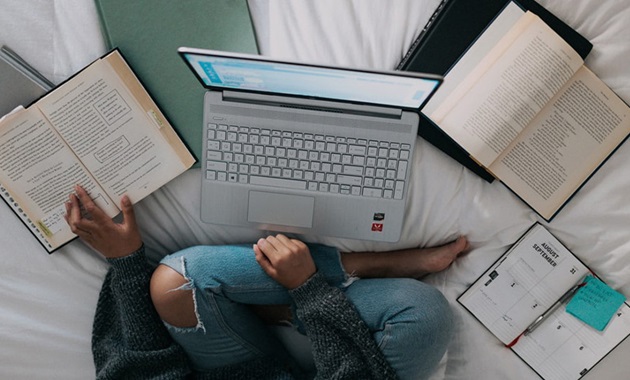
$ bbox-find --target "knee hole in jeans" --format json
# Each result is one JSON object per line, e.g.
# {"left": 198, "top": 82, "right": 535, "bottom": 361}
{"left": 150, "top": 264, "right": 199, "bottom": 328}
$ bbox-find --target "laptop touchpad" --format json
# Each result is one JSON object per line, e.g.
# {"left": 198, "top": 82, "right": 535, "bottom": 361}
{"left": 247, "top": 191, "right": 315, "bottom": 228}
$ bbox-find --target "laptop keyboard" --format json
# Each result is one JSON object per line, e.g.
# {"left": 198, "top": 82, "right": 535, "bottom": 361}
{"left": 204, "top": 123, "right": 410, "bottom": 199}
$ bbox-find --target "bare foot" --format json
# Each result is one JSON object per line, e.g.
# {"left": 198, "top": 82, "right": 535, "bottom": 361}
{"left": 412, "top": 235, "right": 469, "bottom": 277}
{"left": 341, "top": 236, "right": 469, "bottom": 279}
{"left": 251, "top": 237, "right": 469, "bottom": 325}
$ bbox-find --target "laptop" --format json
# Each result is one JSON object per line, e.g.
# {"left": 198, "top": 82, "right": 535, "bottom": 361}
{"left": 179, "top": 48, "right": 442, "bottom": 242}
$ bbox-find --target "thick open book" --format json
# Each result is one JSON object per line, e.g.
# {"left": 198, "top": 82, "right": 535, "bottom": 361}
{"left": 399, "top": 0, "right": 592, "bottom": 183}
{"left": 0, "top": 49, "right": 195, "bottom": 252}
{"left": 422, "top": 4, "right": 630, "bottom": 220}
{"left": 459, "top": 224, "right": 630, "bottom": 380}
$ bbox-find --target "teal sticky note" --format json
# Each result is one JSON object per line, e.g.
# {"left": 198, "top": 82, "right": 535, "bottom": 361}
{"left": 566, "top": 275, "right": 626, "bottom": 331}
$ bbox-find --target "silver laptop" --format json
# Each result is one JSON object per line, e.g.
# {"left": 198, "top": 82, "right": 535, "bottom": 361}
{"left": 179, "top": 48, "right": 442, "bottom": 242}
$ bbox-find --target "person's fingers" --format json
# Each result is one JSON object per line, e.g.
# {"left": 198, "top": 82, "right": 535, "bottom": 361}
{"left": 277, "top": 235, "right": 310, "bottom": 258}
{"left": 266, "top": 234, "right": 300, "bottom": 264}
{"left": 275, "top": 234, "right": 291, "bottom": 244}
{"left": 263, "top": 235, "right": 280, "bottom": 250}
{"left": 290, "top": 238, "right": 307, "bottom": 251}
{"left": 258, "top": 235, "right": 282, "bottom": 262}
{"left": 255, "top": 237, "right": 316, "bottom": 289}
{"left": 253, "top": 242, "right": 266, "bottom": 263}
{"left": 253, "top": 242, "right": 261, "bottom": 256}
{"left": 254, "top": 238, "right": 273, "bottom": 259}
{"left": 63, "top": 199, "right": 72, "bottom": 225}
{"left": 275, "top": 234, "right": 299, "bottom": 251}
{"left": 74, "top": 185, "right": 108, "bottom": 223}
{"left": 119, "top": 195, "right": 137, "bottom": 229}
{"left": 66, "top": 193, "right": 82, "bottom": 223}
{"left": 65, "top": 193, "right": 95, "bottom": 236}
{"left": 254, "top": 241, "right": 276, "bottom": 275}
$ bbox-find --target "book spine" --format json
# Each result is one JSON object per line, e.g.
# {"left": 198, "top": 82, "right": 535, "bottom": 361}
{"left": 0, "top": 46, "right": 54, "bottom": 89}
{"left": 0, "top": 182, "right": 53, "bottom": 252}
{"left": 397, "top": 0, "right": 450, "bottom": 70}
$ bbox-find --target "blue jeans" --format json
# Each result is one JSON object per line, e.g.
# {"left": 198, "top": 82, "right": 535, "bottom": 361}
{"left": 159, "top": 244, "right": 453, "bottom": 380}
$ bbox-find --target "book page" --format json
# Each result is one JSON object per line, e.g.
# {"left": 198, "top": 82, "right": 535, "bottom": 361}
{"left": 490, "top": 66, "right": 630, "bottom": 220}
{"left": 0, "top": 108, "right": 118, "bottom": 250}
{"left": 458, "top": 224, "right": 590, "bottom": 344}
{"left": 423, "top": 2, "right": 524, "bottom": 116}
{"left": 36, "top": 51, "right": 194, "bottom": 204}
{"left": 513, "top": 302, "right": 630, "bottom": 380}
{"left": 430, "top": 12, "right": 584, "bottom": 167}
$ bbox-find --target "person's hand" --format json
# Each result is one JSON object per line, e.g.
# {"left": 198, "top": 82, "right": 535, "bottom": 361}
{"left": 253, "top": 234, "right": 316, "bottom": 289}
{"left": 64, "top": 185, "right": 142, "bottom": 259}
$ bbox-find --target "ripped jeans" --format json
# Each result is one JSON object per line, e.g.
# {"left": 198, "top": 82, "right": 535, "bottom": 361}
{"left": 159, "top": 244, "right": 453, "bottom": 380}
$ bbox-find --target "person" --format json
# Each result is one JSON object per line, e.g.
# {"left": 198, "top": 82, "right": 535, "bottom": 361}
{"left": 65, "top": 185, "right": 468, "bottom": 380}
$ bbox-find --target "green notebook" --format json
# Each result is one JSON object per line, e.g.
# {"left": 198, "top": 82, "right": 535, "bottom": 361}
{"left": 95, "top": 0, "right": 259, "bottom": 163}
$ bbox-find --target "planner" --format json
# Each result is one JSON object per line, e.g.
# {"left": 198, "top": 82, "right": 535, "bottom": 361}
{"left": 459, "top": 223, "right": 630, "bottom": 379}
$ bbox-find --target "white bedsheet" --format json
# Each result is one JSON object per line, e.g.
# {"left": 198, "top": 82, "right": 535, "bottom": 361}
{"left": 1, "top": 0, "right": 629, "bottom": 379}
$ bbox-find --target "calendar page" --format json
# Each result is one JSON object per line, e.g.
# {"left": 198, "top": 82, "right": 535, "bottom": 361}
{"left": 459, "top": 223, "right": 590, "bottom": 343}
{"left": 458, "top": 223, "right": 630, "bottom": 380}
{"left": 514, "top": 301, "right": 630, "bottom": 380}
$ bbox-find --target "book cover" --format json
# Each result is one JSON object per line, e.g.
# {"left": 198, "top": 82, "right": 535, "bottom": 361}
{"left": 95, "top": 0, "right": 259, "bottom": 163}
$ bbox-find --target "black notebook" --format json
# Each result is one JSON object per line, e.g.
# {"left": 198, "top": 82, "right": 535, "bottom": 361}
{"left": 398, "top": 0, "right": 593, "bottom": 182}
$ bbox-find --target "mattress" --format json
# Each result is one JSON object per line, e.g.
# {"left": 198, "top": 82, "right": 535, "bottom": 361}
{"left": 1, "top": 0, "right": 629, "bottom": 378}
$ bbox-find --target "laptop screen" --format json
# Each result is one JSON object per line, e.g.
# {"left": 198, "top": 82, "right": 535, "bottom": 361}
{"left": 179, "top": 48, "right": 441, "bottom": 110}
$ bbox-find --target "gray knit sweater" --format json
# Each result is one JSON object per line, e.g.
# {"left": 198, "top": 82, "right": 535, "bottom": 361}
{"left": 92, "top": 247, "right": 398, "bottom": 379}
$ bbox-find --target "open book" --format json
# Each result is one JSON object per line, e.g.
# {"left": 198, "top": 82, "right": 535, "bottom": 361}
{"left": 459, "top": 224, "right": 630, "bottom": 380}
{"left": 423, "top": 4, "right": 630, "bottom": 220}
{"left": 0, "top": 49, "right": 195, "bottom": 252}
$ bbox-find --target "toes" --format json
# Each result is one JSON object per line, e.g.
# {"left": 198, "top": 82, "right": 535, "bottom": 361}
{"left": 453, "top": 236, "right": 470, "bottom": 255}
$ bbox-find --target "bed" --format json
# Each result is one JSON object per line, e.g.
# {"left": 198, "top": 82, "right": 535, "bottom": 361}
{"left": 1, "top": 0, "right": 629, "bottom": 379}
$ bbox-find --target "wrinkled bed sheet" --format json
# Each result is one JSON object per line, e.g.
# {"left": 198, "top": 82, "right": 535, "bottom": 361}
{"left": 1, "top": 0, "right": 629, "bottom": 378}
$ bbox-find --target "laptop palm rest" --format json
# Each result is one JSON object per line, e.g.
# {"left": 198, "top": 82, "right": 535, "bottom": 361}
{"left": 247, "top": 191, "right": 315, "bottom": 228}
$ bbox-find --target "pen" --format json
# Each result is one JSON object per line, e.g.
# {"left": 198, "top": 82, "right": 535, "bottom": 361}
{"left": 523, "top": 281, "right": 585, "bottom": 336}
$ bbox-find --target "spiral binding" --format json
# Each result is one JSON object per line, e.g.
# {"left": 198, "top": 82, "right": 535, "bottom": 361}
{"left": 0, "top": 181, "right": 53, "bottom": 251}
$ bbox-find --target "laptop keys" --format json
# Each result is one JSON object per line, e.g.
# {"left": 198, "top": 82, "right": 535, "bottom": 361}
{"left": 204, "top": 124, "right": 409, "bottom": 199}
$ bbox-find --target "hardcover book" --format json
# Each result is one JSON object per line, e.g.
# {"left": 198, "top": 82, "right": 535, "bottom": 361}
{"left": 398, "top": 0, "right": 593, "bottom": 183}
{"left": 0, "top": 50, "right": 195, "bottom": 252}
{"left": 416, "top": 3, "right": 630, "bottom": 220}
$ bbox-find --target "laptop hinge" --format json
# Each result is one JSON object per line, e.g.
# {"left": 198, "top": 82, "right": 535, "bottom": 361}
{"left": 222, "top": 90, "right": 403, "bottom": 119}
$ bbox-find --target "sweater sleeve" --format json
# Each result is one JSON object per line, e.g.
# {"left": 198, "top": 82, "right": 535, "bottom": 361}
{"left": 289, "top": 273, "right": 398, "bottom": 380}
{"left": 92, "top": 246, "right": 190, "bottom": 379}
{"left": 91, "top": 247, "right": 297, "bottom": 380}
